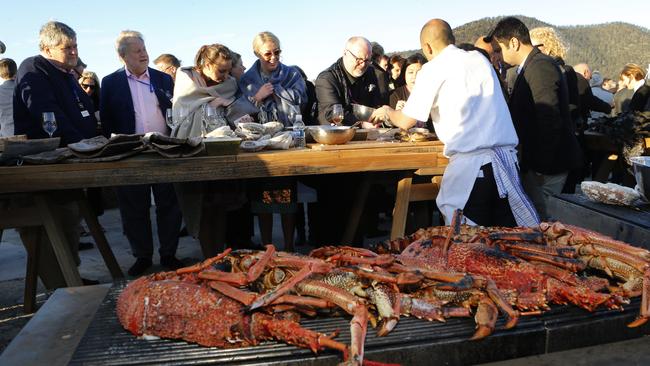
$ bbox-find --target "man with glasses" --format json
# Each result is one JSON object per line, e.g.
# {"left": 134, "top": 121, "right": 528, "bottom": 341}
{"left": 315, "top": 36, "right": 381, "bottom": 125}
{"left": 154, "top": 53, "right": 181, "bottom": 82}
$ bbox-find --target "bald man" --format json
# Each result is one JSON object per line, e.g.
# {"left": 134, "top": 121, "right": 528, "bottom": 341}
{"left": 371, "top": 19, "right": 539, "bottom": 227}
{"left": 315, "top": 36, "right": 382, "bottom": 125}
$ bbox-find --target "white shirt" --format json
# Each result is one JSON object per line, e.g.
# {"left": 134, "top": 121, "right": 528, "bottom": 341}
{"left": 125, "top": 68, "right": 167, "bottom": 135}
{"left": 402, "top": 45, "right": 520, "bottom": 224}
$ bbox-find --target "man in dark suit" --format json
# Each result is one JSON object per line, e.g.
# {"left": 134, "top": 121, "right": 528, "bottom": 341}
{"left": 489, "top": 17, "right": 582, "bottom": 219}
{"left": 100, "top": 30, "right": 182, "bottom": 276}
{"left": 13, "top": 21, "right": 99, "bottom": 288}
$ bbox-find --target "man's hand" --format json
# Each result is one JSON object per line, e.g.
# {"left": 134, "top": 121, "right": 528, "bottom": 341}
{"left": 370, "top": 105, "right": 392, "bottom": 124}
{"left": 254, "top": 83, "right": 274, "bottom": 103}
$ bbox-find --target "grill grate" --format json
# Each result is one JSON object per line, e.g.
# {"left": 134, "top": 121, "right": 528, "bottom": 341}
{"left": 69, "top": 282, "right": 649, "bottom": 366}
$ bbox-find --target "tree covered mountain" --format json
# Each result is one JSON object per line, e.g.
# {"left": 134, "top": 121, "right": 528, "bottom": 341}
{"left": 395, "top": 15, "right": 650, "bottom": 80}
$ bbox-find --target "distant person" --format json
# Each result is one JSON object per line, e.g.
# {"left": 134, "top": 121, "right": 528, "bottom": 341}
{"left": 315, "top": 36, "right": 381, "bottom": 126}
{"left": 0, "top": 40, "right": 5, "bottom": 54}
{"left": 378, "top": 54, "right": 389, "bottom": 71}
{"left": 620, "top": 63, "right": 650, "bottom": 112}
{"left": 72, "top": 57, "right": 86, "bottom": 80}
{"left": 474, "top": 35, "right": 504, "bottom": 77}
{"left": 78, "top": 71, "right": 101, "bottom": 120}
{"left": 388, "top": 54, "right": 405, "bottom": 90}
{"left": 589, "top": 71, "right": 614, "bottom": 119}
{"left": 0, "top": 58, "right": 16, "bottom": 137}
{"left": 230, "top": 51, "right": 246, "bottom": 81}
{"left": 153, "top": 53, "right": 181, "bottom": 81}
{"left": 100, "top": 30, "right": 183, "bottom": 276}
{"left": 572, "top": 62, "right": 611, "bottom": 124}
{"left": 489, "top": 17, "right": 582, "bottom": 219}
{"left": 13, "top": 21, "right": 99, "bottom": 288}
{"left": 370, "top": 41, "right": 390, "bottom": 105}
{"left": 602, "top": 78, "right": 618, "bottom": 93}
{"left": 370, "top": 19, "right": 538, "bottom": 227}
{"left": 388, "top": 53, "right": 429, "bottom": 130}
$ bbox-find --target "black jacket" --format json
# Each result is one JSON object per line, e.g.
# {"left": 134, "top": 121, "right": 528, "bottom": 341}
{"left": 629, "top": 84, "right": 650, "bottom": 112}
{"left": 508, "top": 48, "right": 582, "bottom": 174}
{"left": 373, "top": 62, "right": 390, "bottom": 105}
{"left": 13, "top": 55, "right": 98, "bottom": 145}
{"left": 575, "top": 73, "right": 611, "bottom": 125}
{"left": 314, "top": 58, "right": 381, "bottom": 125}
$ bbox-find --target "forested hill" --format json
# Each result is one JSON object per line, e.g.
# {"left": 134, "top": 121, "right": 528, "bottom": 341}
{"left": 396, "top": 16, "right": 650, "bottom": 80}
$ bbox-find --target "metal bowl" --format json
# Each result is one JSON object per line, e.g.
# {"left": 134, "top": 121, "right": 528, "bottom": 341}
{"left": 308, "top": 126, "right": 355, "bottom": 145}
{"left": 352, "top": 104, "right": 376, "bottom": 122}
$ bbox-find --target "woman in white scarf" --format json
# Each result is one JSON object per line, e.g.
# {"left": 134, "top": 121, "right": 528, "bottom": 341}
{"left": 171, "top": 44, "right": 247, "bottom": 257}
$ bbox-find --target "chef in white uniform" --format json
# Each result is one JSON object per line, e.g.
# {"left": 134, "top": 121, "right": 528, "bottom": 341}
{"left": 372, "top": 19, "right": 539, "bottom": 227}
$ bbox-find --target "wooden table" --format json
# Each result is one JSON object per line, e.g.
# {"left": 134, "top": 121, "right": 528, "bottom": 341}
{"left": 0, "top": 140, "right": 448, "bottom": 283}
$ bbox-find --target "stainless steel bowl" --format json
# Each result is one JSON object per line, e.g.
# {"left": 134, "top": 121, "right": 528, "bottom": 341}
{"left": 308, "top": 126, "right": 355, "bottom": 145}
{"left": 352, "top": 104, "right": 376, "bottom": 122}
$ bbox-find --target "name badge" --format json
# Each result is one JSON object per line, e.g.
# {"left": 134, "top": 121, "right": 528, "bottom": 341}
{"left": 81, "top": 110, "right": 90, "bottom": 117}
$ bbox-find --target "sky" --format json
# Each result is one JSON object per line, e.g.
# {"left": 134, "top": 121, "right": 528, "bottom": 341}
{"left": 1, "top": 0, "right": 648, "bottom": 81}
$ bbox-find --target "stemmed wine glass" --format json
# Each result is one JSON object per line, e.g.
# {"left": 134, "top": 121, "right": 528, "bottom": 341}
{"left": 42, "top": 112, "right": 57, "bottom": 138}
{"left": 204, "top": 105, "right": 219, "bottom": 137}
{"left": 165, "top": 108, "right": 175, "bottom": 130}
{"left": 331, "top": 104, "right": 344, "bottom": 125}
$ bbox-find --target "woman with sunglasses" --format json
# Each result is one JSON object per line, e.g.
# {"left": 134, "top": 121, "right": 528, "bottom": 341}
{"left": 78, "top": 71, "right": 100, "bottom": 123}
{"left": 239, "top": 31, "right": 306, "bottom": 126}
{"left": 240, "top": 31, "right": 307, "bottom": 252}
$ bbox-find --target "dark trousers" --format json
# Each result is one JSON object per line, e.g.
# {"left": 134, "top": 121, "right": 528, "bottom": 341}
{"left": 463, "top": 163, "right": 517, "bottom": 227}
{"left": 115, "top": 183, "right": 182, "bottom": 259}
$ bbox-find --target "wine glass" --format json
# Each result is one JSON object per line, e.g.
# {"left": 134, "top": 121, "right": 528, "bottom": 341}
{"left": 204, "top": 105, "right": 218, "bottom": 137}
{"left": 42, "top": 112, "right": 57, "bottom": 138}
{"left": 331, "top": 104, "right": 344, "bottom": 125}
{"left": 165, "top": 108, "right": 174, "bottom": 129}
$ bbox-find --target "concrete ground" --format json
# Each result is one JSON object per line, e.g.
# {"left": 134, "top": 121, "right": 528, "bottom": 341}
{"left": 1, "top": 203, "right": 650, "bottom": 364}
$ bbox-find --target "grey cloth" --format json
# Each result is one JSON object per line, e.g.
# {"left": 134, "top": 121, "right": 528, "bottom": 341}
{"left": 0, "top": 79, "right": 15, "bottom": 137}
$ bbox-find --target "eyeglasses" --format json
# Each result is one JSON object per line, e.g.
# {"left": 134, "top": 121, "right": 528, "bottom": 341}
{"left": 262, "top": 49, "right": 281, "bottom": 60}
{"left": 81, "top": 84, "right": 96, "bottom": 89}
{"left": 346, "top": 49, "right": 371, "bottom": 66}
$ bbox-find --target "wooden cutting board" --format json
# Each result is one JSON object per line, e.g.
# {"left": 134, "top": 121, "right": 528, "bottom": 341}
{"left": 308, "top": 140, "right": 440, "bottom": 151}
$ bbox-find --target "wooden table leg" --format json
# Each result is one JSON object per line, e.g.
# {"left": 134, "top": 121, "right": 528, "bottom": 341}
{"left": 390, "top": 175, "right": 413, "bottom": 240}
{"left": 34, "top": 195, "right": 83, "bottom": 287}
{"left": 342, "top": 174, "right": 371, "bottom": 245}
{"left": 23, "top": 228, "right": 41, "bottom": 314}
{"left": 76, "top": 196, "right": 124, "bottom": 279}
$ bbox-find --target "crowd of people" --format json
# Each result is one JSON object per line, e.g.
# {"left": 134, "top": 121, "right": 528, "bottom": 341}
{"left": 0, "top": 17, "right": 648, "bottom": 288}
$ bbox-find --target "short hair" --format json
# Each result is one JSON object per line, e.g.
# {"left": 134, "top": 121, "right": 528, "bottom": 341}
{"left": 115, "top": 30, "right": 144, "bottom": 57}
{"left": 389, "top": 54, "right": 405, "bottom": 66}
{"left": 620, "top": 63, "right": 647, "bottom": 81}
{"left": 153, "top": 53, "right": 181, "bottom": 68}
{"left": 488, "top": 17, "right": 532, "bottom": 46}
{"left": 230, "top": 51, "right": 242, "bottom": 66}
{"left": 370, "top": 41, "right": 384, "bottom": 62}
{"left": 79, "top": 70, "right": 99, "bottom": 85}
{"left": 529, "top": 27, "right": 567, "bottom": 59}
{"left": 194, "top": 43, "right": 232, "bottom": 69}
{"left": 404, "top": 53, "right": 427, "bottom": 69}
{"left": 0, "top": 58, "right": 17, "bottom": 79}
{"left": 252, "top": 31, "right": 280, "bottom": 57}
{"left": 38, "top": 21, "right": 76, "bottom": 51}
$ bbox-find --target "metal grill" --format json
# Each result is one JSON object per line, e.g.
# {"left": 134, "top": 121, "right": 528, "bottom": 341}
{"left": 69, "top": 282, "right": 649, "bottom": 366}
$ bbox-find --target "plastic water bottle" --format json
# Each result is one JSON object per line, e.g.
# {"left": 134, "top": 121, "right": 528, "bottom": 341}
{"left": 293, "top": 114, "right": 306, "bottom": 149}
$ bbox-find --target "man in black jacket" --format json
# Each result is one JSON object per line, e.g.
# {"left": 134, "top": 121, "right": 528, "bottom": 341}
{"left": 315, "top": 37, "right": 381, "bottom": 125}
{"left": 490, "top": 17, "right": 582, "bottom": 219}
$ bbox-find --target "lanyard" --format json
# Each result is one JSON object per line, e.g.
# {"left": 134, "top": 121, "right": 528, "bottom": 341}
{"left": 128, "top": 75, "right": 155, "bottom": 93}
{"left": 66, "top": 74, "right": 86, "bottom": 111}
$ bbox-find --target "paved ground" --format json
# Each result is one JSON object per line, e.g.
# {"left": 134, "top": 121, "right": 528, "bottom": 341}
{"left": 1, "top": 204, "right": 650, "bottom": 365}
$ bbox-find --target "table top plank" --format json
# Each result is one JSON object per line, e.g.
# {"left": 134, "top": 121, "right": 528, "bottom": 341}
{"left": 0, "top": 141, "right": 447, "bottom": 193}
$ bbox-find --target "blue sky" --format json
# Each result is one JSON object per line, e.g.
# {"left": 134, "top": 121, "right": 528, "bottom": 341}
{"left": 1, "top": 0, "right": 648, "bottom": 80}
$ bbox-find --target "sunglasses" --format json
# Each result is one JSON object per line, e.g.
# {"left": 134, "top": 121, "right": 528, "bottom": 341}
{"left": 81, "top": 84, "right": 96, "bottom": 89}
{"left": 262, "top": 49, "right": 281, "bottom": 59}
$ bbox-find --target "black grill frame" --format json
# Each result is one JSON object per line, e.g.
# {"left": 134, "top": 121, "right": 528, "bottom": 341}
{"left": 69, "top": 282, "right": 650, "bottom": 366}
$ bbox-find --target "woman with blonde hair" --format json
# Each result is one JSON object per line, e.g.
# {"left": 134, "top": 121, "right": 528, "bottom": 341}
{"left": 240, "top": 31, "right": 306, "bottom": 251}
